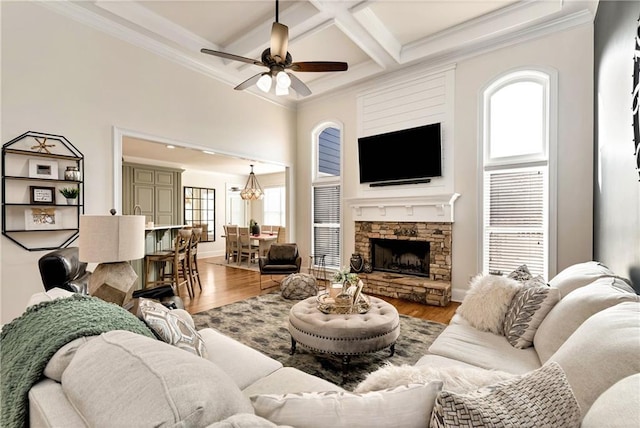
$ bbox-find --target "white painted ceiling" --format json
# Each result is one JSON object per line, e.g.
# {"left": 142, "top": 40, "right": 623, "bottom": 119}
{"left": 48, "top": 0, "right": 597, "bottom": 172}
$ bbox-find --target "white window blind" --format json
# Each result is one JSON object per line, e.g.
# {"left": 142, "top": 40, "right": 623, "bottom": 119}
{"left": 263, "top": 186, "right": 285, "bottom": 226}
{"left": 312, "top": 185, "right": 341, "bottom": 269}
{"left": 484, "top": 167, "right": 546, "bottom": 276}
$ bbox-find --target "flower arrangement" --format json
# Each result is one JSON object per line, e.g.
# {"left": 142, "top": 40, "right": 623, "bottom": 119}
{"left": 332, "top": 265, "right": 359, "bottom": 286}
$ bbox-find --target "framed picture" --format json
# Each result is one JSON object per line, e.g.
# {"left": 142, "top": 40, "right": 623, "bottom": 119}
{"left": 24, "top": 208, "right": 61, "bottom": 230}
{"left": 29, "top": 186, "right": 56, "bottom": 205}
{"left": 28, "top": 159, "right": 59, "bottom": 180}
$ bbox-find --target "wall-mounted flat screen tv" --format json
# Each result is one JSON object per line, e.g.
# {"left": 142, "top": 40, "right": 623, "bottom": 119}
{"left": 357, "top": 123, "right": 442, "bottom": 185}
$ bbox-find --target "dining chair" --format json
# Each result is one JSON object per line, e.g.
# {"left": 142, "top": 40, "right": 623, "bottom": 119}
{"left": 276, "top": 226, "right": 286, "bottom": 243}
{"left": 225, "top": 225, "right": 239, "bottom": 263}
{"left": 187, "top": 227, "right": 202, "bottom": 294}
{"left": 238, "top": 226, "right": 260, "bottom": 267}
{"left": 144, "top": 228, "right": 193, "bottom": 298}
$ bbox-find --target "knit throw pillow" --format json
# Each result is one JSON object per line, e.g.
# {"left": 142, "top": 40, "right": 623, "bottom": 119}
{"left": 502, "top": 276, "right": 561, "bottom": 349}
{"left": 457, "top": 274, "right": 522, "bottom": 334}
{"left": 429, "top": 362, "right": 581, "bottom": 428}
{"left": 138, "top": 298, "right": 208, "bottom": 357}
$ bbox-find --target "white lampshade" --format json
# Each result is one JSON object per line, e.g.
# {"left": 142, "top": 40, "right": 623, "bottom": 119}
{"left": 256, "top": 74, "right": 272, "bottom": 93}
{"left": 276, "top": 71, "right": 291, "bottom": 88}
{"left": 79, "top": 215, "right": 145, "bottom": 263}
{"left": 275, "top": 84, "right": 289, "bottom": 96}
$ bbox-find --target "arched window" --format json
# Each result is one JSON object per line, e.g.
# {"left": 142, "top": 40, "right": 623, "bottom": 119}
{"left": 481, "top": 69, "right": 556, "bottom": 278}
{"left": 312, "top": 123, "right": 342, "bottom": 270}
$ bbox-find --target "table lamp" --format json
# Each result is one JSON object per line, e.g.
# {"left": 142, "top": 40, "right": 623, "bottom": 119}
{"left": 79, "top": 211, "right": 145, "bottom": 306}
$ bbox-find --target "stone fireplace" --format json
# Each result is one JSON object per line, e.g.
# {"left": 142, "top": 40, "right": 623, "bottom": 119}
{"left": 354, "top": 221, "right": 452, "bottom": 306}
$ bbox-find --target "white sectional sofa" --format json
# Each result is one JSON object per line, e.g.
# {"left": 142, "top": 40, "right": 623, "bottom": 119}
{"left": 3, "top": 261, "right": 638, "bottom": 427}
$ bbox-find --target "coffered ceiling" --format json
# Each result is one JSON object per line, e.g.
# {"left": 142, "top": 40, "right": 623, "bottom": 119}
{"left": 44, "top": 0, "right": 598, "bottom": 106}
{"left": 44, "top": 0, "right": 597, "bottom": 173}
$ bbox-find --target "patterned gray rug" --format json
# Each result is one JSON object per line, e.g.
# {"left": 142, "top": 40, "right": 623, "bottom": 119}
{"left": 192, "top": 292, "right": 446, "bottom": 390}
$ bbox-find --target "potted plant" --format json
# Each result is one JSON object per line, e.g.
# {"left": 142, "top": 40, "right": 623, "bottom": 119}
{"left": 249, "top": 219, "right": 260, "bottom": 235}
{"left": 59, "top": 187, "right": 79, "bottom": 204}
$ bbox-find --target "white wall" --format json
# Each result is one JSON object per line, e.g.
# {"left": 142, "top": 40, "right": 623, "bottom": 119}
{"left": 296, "top": 23, "right": 594, "bottom": 301}
{"left": 0, "top": 2, "right": 295, "bottom": 323}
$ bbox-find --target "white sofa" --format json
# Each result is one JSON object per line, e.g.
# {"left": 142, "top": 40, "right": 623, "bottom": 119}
{"left": 12, "top": 261, "right": 640, "bottom": 427}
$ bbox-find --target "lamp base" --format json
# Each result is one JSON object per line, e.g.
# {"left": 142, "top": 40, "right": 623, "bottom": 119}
{"left": 89, "top": 261, "right": 137, "bottom": 306}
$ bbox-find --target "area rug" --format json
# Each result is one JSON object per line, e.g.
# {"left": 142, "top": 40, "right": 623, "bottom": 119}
{"left": 192, "top": 292, "right": 446, "bottom": 391}
{"left": 204, "top": 255, "right": 259, "bottom": 272}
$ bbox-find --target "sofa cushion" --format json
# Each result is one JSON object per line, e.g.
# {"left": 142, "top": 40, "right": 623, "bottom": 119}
{"left": 28, "top": 379, "right": 87, "bottom": 428}
{"left": 429, "top": 362, "right": 580, "bottom": 428}
{"left": 61, "top": 330, "right": 254, "bottom": 427}
{"left": 548, "top": 302, "right": 640, "bottom": 417}
{"left": 533, "top": 277, "right": 640, "bottom": 363}
{"left": 251, "top": 382, "right": 442, "bottom": 428}
{"left": 206, "top": 413, "right": 287, "bottom": 428}
{"left": 548, "top": 261, "right": 617, "bottom": 297}
{"left": 428, "top": 323, "right": 541, "bottom": 374}
{"left": 502, "top": 284, "right": 561, "bottom": 349}
{"left": 456, "top": 274, "right": 522, "bottom": 334}
{"left": 138, "top": 298, "right": 208, "bottom": 357}
{"left": 198, "top": 328, "right": 283, "bottom": 390}
{"left": 242, "top": 367, "right": 344, "bottom": 397}
{"left": 581, "top": 374, "right": 640, "bottom": 428}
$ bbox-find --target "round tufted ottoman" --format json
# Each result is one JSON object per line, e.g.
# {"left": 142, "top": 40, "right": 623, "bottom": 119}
{"left": 280, "top": 273, "right": 318, "bottom": 300}
{"left": 288, "top": 296, "right": 400, "bottom": 369}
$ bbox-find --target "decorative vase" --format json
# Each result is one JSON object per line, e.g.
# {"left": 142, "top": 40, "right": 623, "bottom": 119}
{"left": 350, "top": 253, "right": 364, "bottom": 273}
{"left": 251, "top": 224, "right": 260, "bottom": 235}
{"left": 66, "top": 198, "right": 77, "bottom": 205}
{"left": 64, "top": 166, "right": 81, "bottom": 181}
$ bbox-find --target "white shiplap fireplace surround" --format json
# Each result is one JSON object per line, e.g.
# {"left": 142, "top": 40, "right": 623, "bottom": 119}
{"left": 350, "top": 65, "right": 459, "bottom": 306}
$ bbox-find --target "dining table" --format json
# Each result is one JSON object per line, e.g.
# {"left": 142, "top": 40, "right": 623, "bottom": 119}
{"left": 250, "top": 233, "right": 278, "bottom": 258}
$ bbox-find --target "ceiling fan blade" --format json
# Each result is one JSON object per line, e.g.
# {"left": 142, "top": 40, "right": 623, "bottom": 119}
{"left": 288, "top": 73, "right": 312, "bottom": 97}
{"left": 234, "top": 73, "right": 263, "bottom": 91}
{"left": 289, "top": 61, "right": 348, "bottom": 72}
{"left": 270, "top": 22, "right": 289, "bottom": 64}
{"left": 201, "top": 48, "right": 264, "bottom": 67}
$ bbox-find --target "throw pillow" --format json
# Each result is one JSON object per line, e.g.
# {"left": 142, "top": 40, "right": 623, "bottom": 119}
{"left": 429, "top": 362, "right": 581, "bottom": 428}
{"left": 457, "top": 274, "right": 522, "bottom": 334}
{"left": 137, "top": 298, "right": 208, "bottom": 358}
{"left": 506, "top": 264, "right": 533, "bottom": 282}
{"left": 502, "top": 282, "right": 561, "bottom": 349}
{"left": 533, "top": 276, "right": 640, "bottom": 363}
{"left": 251, "top": 382, "right": 443, "bottom": 428}
{"left": 355, "top": 362, "right": 515, "bottom": 394}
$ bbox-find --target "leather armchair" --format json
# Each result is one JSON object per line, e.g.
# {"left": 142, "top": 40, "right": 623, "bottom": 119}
{"left": 258, "top": 243, "right": 302, "bottom": 289}
{"left": 38, "top": 247, "right": 91, "bottom": 294}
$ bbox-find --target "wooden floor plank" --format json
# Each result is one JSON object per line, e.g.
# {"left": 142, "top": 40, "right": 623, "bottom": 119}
{"left": 181, "top": 257, "right": 459, "bottom": 324}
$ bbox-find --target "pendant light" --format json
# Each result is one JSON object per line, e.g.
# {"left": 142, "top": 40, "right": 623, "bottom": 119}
{"left": 240, "top": 164, "right": 264, "bottom": 200}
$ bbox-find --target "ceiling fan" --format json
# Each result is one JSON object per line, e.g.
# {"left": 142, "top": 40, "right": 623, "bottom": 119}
{"left": 200, "top": 0, "right": 348, "bottom": 97}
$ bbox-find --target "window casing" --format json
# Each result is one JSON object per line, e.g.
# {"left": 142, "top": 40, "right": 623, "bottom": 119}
{"left": 481, "top": 70, "right": 555, "bottom": 278}
{"left": 312, "top": 124, "right": 342, "bottom": 271}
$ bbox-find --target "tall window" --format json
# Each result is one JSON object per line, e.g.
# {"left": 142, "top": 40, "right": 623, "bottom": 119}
{"left": 312, "top": 124, "right": 342, "bottom": 270}
{"left": 482, "top": 70, "right": 555, "bottom": 278}
{"left": 263, "top": 186, "right": 285, "bottom": 226}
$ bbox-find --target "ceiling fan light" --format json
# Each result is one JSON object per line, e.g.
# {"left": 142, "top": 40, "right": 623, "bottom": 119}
{"left": 276, "top": 71, "right": 291, "bottom": 88}
{"left": 275, "top": 84, "right": 289, "bottom": 96}
{"left": 256, "top": 74, "right": 272, "bottom": 92}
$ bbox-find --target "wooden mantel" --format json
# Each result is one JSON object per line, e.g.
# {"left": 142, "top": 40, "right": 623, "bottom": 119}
{"left": 346, "top": 193, "right": 460, "bottom": 223}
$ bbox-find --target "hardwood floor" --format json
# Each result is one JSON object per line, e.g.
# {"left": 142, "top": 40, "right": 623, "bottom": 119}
{"left": 180, "top": 257, "right": 459, "bottom": 324}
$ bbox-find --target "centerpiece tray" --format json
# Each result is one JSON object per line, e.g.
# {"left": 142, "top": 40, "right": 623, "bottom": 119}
{"left": 316, "top": 293, "right": 370, "bottom": 315}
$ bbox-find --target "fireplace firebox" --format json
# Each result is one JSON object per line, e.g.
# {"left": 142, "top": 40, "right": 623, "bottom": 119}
{"left": 371, "top": 238, "right": 430, "bottom": 277}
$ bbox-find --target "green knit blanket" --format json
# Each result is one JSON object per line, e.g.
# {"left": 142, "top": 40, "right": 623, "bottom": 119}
{"left": 0, "top": 294, "right": 156, "bottom": 428}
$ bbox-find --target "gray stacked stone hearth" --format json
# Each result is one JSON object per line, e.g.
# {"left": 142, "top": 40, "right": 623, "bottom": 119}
{"left": 354, "top": 221, "right": 452, "bottom": 306}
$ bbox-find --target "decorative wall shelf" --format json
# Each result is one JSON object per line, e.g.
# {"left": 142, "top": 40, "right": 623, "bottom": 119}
{"left": 2, "top": 131, "right": 84, "bottom": 251}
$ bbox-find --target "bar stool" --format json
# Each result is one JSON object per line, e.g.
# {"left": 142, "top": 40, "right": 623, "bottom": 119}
{"left": 187, "top": 227, "right": 202, "bottom": 294}
{"left": 145, "top": 228, "right": 192, "bottom": 298}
